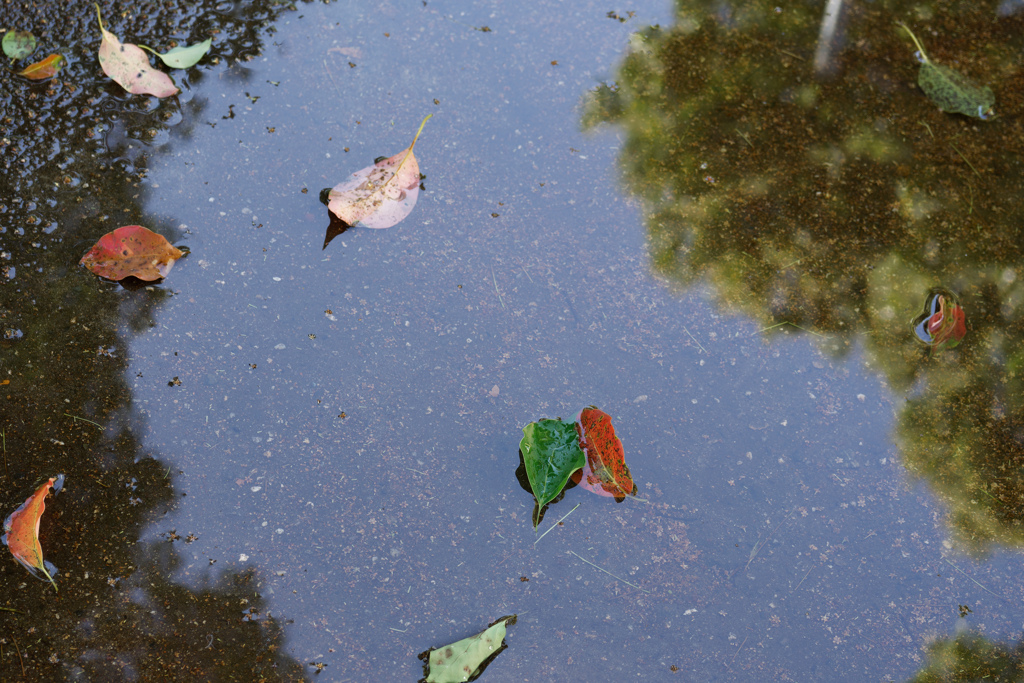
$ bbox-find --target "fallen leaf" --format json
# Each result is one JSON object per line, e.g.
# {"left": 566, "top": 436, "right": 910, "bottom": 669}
{"left": 17, "top": 53, "right": 64, "bottom": 80}
{"left": 418, "top": 615, "right": 516, "bottom": 683}
{"left": 3, "top": 30, "right": 37, "bottom": 60}
{"left": 141, "top": 38, "right": 212, "bottom": 69}
{"left": 520, "top": 418, "right": 585, "bottom": 528}
{"left": 570, "top": 406, "right": 637, "bottom": 501}
{"left": 327, "top": 114, "right": 431, "bottom": 229}
{"left": 2, "top": 475, "right": 65, "bottom": 592}
{"left": 897, "top": 22, "right": 994, "bottom": 119}
{"left": 95, "top": 4, "right": 178, "bottom": 97}
{"left": 913, "top": 287, "right": 967, "bottom": 350}
{"left": 80, "top": 225, "right": 184, "bottom": 281}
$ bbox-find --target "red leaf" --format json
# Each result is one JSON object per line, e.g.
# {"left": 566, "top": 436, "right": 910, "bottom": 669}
{"left": 2, "top": 475, "right": 64, "bottom": 591}
{"left": 570, "top": 406, "right": 636, "bottom": 501}
{"left": 17, "top": 53, "right": 64, "bottom": 80}
{"left": 80, "top": 225, "right": 184, "bottom": 281}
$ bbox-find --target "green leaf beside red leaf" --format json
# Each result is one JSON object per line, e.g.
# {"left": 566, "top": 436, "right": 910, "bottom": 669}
{"left": 520, "top": 418, "right": 585, "bottom": 528}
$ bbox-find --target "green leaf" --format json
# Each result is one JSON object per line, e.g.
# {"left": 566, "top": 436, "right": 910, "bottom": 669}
{"left": 918, "top": 63, "right": 994, "bottom": 120}
{"left": 141, "top": 38, "right": 212, "bottom": 69}
{"left": 420, "top": 615, "right": 516, "bottom": 683}
{"left": 896, "top": 21, "right": 994, "bottom": 120}
{"left": 519, "top": 418, "right": 585, "bottom": 528}
{"left": 3, "top": 30, "right": 36, "bottom": 60}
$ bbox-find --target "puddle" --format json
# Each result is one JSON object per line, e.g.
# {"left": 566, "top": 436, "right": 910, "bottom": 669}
{"left": 3, "top": 1, "right": 1024, "bottom": 680}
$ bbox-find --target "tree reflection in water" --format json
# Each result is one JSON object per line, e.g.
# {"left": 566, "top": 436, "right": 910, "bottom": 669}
{"left": 582, "top": 1, "right": 1024, "bottom": 677}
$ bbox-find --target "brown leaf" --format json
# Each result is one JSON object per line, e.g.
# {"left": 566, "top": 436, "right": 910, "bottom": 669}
{"left": 80, "top": 225, "right": 184, "bottom": 281}
{"left": 17, "top": 53, "right": 64, "bottom": 80}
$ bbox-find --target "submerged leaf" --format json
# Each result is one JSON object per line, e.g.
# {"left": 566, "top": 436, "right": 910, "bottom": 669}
{"left": 913, "top": 287, "right": 966, "bottom": 350}
{"left": 419, "top": 615, "right": 516, "bottom": 683}
{"left": 327, "top": 114, "right": 431, "bottom": 229}
{"left": 3, "top": 30, "right": 37, "bottom": 60}
{"left": 2, "top": 475, "right": 65, "bottom": 592}
{"left": 142, "top": 38, "right": 212, "bottom": 69}
{"left": 95, "top": 4, "right": 178, "bottom": 97}
{"left": 80, "top": 225, "right": 184, "bottom": 281}
{"left": 570, "top": 406, "right": 637, "bottom": 501}
{"left": 897, "top": 21, "right": 994, "bottom": 119}
{"left": 520, "top": 418, "right": 585, "bottom": 528}
{"left": 17, "top": 53, "right": 64, "bottom": 80}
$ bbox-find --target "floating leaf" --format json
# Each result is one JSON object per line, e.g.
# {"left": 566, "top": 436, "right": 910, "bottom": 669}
{"left": 2, "top": 475, "right": 64, "bottom": 592}
{"left": 95, "top": 4, "right": 178, "bottom": 98}
{"left": 519, "top": 418, "right": 585, "bottom": 528}
{"left": 17, "top": 53, "right": 64, "bottom": 80}
{"left": 418, "top": 615, "right": 516, "bottom": 683}
{"left": 570, "top": 406, "right": 637, "bottom": 501}
{"left": 141, "top": 38, "right": 212, "bottom": 69}
{"left": 3, "top": 30, "right": 36, "bottom": 60}
{"left": 327, "top": 114, "right": 431, "bottom": 229}
{"left": 80, "top": 225, "right": 184, "bottom": 281}
{"left": 897, "top": 22, "right": 994, "bottom": 119}
{"left": 913, "top": 287, "right": 966, "bottom": 350}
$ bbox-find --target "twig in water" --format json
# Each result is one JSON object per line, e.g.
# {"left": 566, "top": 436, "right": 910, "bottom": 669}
{"left": 1, "top": 429, "right": 6, "bottom": 479}
{"left": 950, "top": 143, "right": 981, "bottom": 178}
{"left": 758, "top": 321, "right": 823, "bottom": 338}
{"left": 736, "top": 131, "right": 754, "bottom": 148}
{"left": 64, "top": 413, "right": 102, "bottom": 428}
{"left": 732, "top": 635, "right": 749, "bottom": 661}
{"left": 567, "top": 550, "right": 650, "bottom": 593}
{"left": 491, "top": 266, "right": 505, "bottom": 309}
{"left": 944, "top": 558, "right": 1004, "bottom": 600}
{"left": 793, "top": 565, "right": 815, "bottom": 593}
{"left": 0, "top": 606, "right": 19, "bottom": 613}
{"left": 534, "top": 503, "right": 580, "bottom": 546}
{"left": 12, "top": 637, "right": 24, "bottom": 678}
{"left": 521, "top": 266, "right": 534, "bottom": 283}
{"left": 683, "top": 327, "right": 707, "bottom": 354}
{"left": 389, "top": 627, "right": 408, "bottom": 632}
{"left": 734, "top": 508, "right": 797, "bottom": 577}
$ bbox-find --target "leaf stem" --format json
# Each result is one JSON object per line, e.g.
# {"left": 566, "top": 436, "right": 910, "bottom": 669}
{"left": 895, "top": 21, "right": 930, "bottom": 64}
{"left": 567, "top": 550, "right": 650, "bottom": 593}
{"left": 408, "top": 114, "right": 433, "bottom": 153}
{"left": 64, "top": 413, "right": 102, "bottom": 428}
{"left": 94, "top": 3, "right": 105, "bottom": 33}
{"left": 534, "top": 503, "right": 579, "bottom": 546}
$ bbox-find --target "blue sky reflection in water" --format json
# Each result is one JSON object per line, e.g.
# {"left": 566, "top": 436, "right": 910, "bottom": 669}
{"left": 6, "top": 0, "right": 1024, "bottom": 680}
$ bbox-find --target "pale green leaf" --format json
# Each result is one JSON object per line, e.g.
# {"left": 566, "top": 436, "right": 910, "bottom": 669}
{"left": 424, "top": 615, "right": 516, "bottom": 683}
{"left": 143, "top": 38, "right": 212, "bottom": 69}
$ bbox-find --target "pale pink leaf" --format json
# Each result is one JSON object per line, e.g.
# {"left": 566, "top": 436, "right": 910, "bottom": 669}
{"left": 327, "top": 115, "right": 431, "bottom": 230}
{"left": 96, "top": 5, "right": 178, "bottom": 98}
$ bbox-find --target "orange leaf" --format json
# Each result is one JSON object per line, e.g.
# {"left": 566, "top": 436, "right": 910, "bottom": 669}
{"left": 327, "top": 115, "right": 431, "bottom": 229}
{"left": 17, "top": 53, "right": 64, "bottom": 80}
{"left": 95, "top": 4, "right": 178, "bottom": 98}
{"left": 80, "top": 225, "right": 184, "bottom": 281}
{"left": 2, "top": 475, "right": 64, "bottom": 591}
{"left": 570, "top": 406, "right": 637, "bottom": 501}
